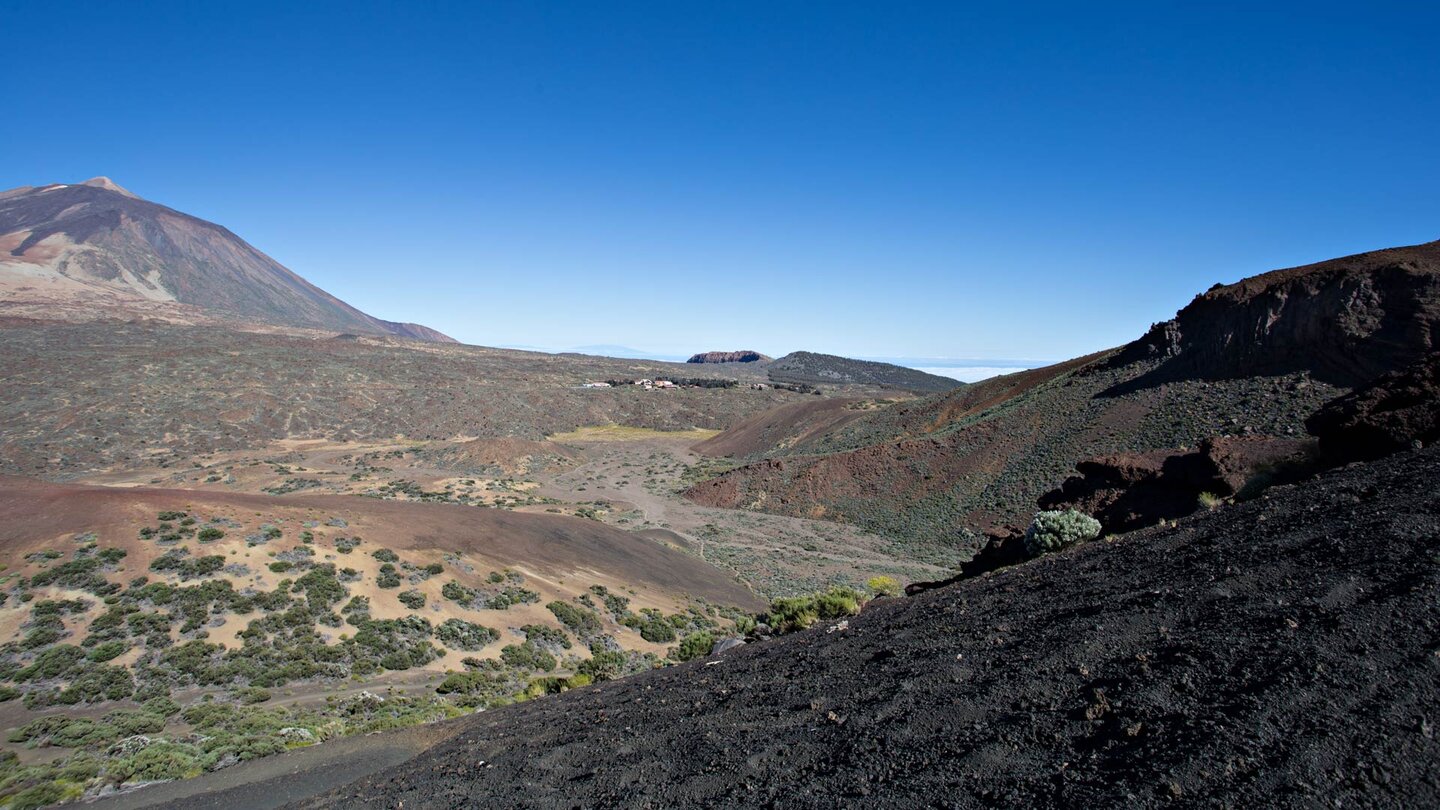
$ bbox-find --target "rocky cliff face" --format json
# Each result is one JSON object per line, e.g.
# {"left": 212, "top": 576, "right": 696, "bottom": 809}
{"left": 686, "top": 350, "right": 772, "bottom": 364}
{"left": 1113, "top": 240, "right": 1440, "bottom": 386}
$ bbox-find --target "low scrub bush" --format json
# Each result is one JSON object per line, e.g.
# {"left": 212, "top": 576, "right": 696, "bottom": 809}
{"left": 674, "top": 631, "right": 714, "bottom": 662}
{"left": 1022, "top": 509, "right": 1101, "bottom": 557}
{"left": 763, "top": 587, "right": 864, "bottom": 634}
{"left": 546, "top": 601, "right": 602, "bottom": 637}
{"left": 435, "top": 619, "right": 498, "bottom": 651}
{"left": 866, "top": 575, "right": 901, "bottom": 597}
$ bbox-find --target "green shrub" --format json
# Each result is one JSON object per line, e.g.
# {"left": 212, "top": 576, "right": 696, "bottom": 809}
{"left": 103, "top": 709, "right": 165, "bottom": 736}
{"left": 674, "top": 632, "right": 714, "bottom": 662}
{"left": 293, "top": 566, "right": 347, "bottom": 611}
{"left": 1022, "top": 509, "right": 1102, "bottom": 557}
{"left": 435, "top": 619, "right": 498, "bottom": 651}
{"left": 97, "top": 547, "right": 127, "bottom": 564}
{"left": 398, "top": 590, "right": 426, "bottom": 610}
{"left": 86, "top": 640, "right": 128, "bottom": 663}
{"left": 197, "top": 527, "right": 225, "bottom": 542}
{"left": 546, "top": 601, "right": 602, "bottom": 637}
{"left": 500, "top": 643, "right": 557, "bottom": 672}
{"left": 18, "top": 645, "right": 86, "bottom": 681}
{"left": 639, "top": 620, "right": 676, "bottom": 644}
{"left": 763, "top": 587, "right": 864, "bottom": 634}
{"left": 866, "top": 575, "right": 901, "bottom": 597}
{"left": 576, "top": 650, "right": 627, "bottom": 681}
{"left": 109, "top": 741, "right": 204, "bottom": 783}
{"left": 482, "top": 587, "right": 540, "bottom": 610}
{"left": 150, "top": 549, "right": 225, "bottom": 580}
{"left": 8, "top": 782, "right": 73, "bottom": 810}
{"left": 57, "top": 663, "right": 135, "bottom": 703}
{"left": 371, "top": 548, "right": 399, "bottom": 563}
{"left": 143, "top": 696, "right": 181, "bottom": 717}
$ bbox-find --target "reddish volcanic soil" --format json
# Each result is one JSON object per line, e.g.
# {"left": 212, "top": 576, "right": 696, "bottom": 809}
{"left": 0, "top": 475, "right": 761, "bottom": 609}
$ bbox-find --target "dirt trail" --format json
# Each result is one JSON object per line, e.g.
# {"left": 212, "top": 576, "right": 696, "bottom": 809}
{"left": 537, "top": 435, "right": 947, "bottom": 595}
{"left": 87, "top": 716, "right": 470, "bottom": 810}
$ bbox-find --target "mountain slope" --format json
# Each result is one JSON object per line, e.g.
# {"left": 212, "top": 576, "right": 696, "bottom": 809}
{"left": 0, "top": 474, "right": 760, "bottom": 609}
{"left": 683, "top": 239, "right": 1440, "bottom": 550}
{"left": 767, "top": 351, "right": 963, "bottom": 393}
{"left": 268, "top": 446, "right": 1440, "bottom": 809}
{"left": 0, "top": 178, "right": 452, "bottom": 341}
{"left": 0, "top": 320, "right": 792, "bottom": 478}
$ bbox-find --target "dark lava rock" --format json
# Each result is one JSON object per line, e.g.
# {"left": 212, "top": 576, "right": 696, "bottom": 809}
{"left": 1039, "top": 435, "right": 1314, "bottom": 534}
{"left": 1307, "top": 352, "right": 1440, "bottom": 464}
{"left": 687, "top": 350, "right": 772, "bottom": 364}
{"left": 279, "top": 446, "right": 1440, "bottom": 809}
{"left": 1110, "top": 239, "right": 1440, "bottom": 386}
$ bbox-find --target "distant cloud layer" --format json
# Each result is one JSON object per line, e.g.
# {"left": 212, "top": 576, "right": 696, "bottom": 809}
{"left": 909, "top": 365, "right": 1034, "bottom": 383}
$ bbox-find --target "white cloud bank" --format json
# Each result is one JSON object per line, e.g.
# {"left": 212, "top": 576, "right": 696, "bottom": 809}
{"left": 909, "top": 365, "right": 1035, "bottom": 383}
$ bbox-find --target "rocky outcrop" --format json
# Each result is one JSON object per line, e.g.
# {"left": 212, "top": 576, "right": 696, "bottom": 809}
{"left": 1306, "top": 352, "right": 1440, "bottom": 465}
{"left": 1038, "top": 436, "right": 1315, "bottom": 535}
{"left": 1111, "top": 240, "right": 1440, "bottom": 386}
{"left": 686, "top": 350, "right": 772, "bottom": 364}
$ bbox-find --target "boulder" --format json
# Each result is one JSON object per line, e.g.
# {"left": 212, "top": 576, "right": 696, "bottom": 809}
{"left": 711, "top": 637, "right": 747, "bottom": 655}
{"left": 1306, "top": 352, "right": 1440, "bottom": 464}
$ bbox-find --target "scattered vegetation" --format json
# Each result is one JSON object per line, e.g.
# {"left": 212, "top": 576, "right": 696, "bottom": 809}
{"left": 762, "top": 587, "right": 864, "bottom": 634}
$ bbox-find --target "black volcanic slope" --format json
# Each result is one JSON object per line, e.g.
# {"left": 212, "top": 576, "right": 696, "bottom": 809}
{"left": 0, "top": 179, "right": 450, "bottom": 341}
{"left": 278, "top": 447, "right": 1440, "bottom": 808}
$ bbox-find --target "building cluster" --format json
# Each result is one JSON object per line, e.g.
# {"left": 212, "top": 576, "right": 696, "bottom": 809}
{"left": 581, "top": 378, "right": 677, "bottom": 390}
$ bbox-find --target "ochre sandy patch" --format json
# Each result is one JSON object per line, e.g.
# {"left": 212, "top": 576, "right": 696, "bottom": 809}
{"left": 0, "top": 474, "right": 763, "bottom": 610}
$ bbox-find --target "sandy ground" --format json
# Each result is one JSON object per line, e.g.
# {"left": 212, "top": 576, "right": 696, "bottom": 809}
{"left": 66, "top": 430, "right": 948, "bottom": 598}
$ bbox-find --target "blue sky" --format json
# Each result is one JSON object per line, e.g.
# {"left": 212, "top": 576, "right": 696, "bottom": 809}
{"left": 4, "top": 2, "right": 1437, "bottom": 362}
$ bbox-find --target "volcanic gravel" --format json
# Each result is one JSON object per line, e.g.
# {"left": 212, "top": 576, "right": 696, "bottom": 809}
{"left": 273, "top": 447, "right": 1440, "bottom": 808}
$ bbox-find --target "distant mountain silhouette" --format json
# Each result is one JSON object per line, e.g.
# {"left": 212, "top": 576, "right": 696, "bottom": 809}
{"left": 0, "top": 178, "right": 452, "bottom": 341}
{"left": 767, "top": 351, "right": 964, "bottom": 393}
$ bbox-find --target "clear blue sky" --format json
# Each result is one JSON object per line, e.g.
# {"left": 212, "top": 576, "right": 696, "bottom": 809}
{"left": 4, "top": 2, "right": 1437, "bottom": 361}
